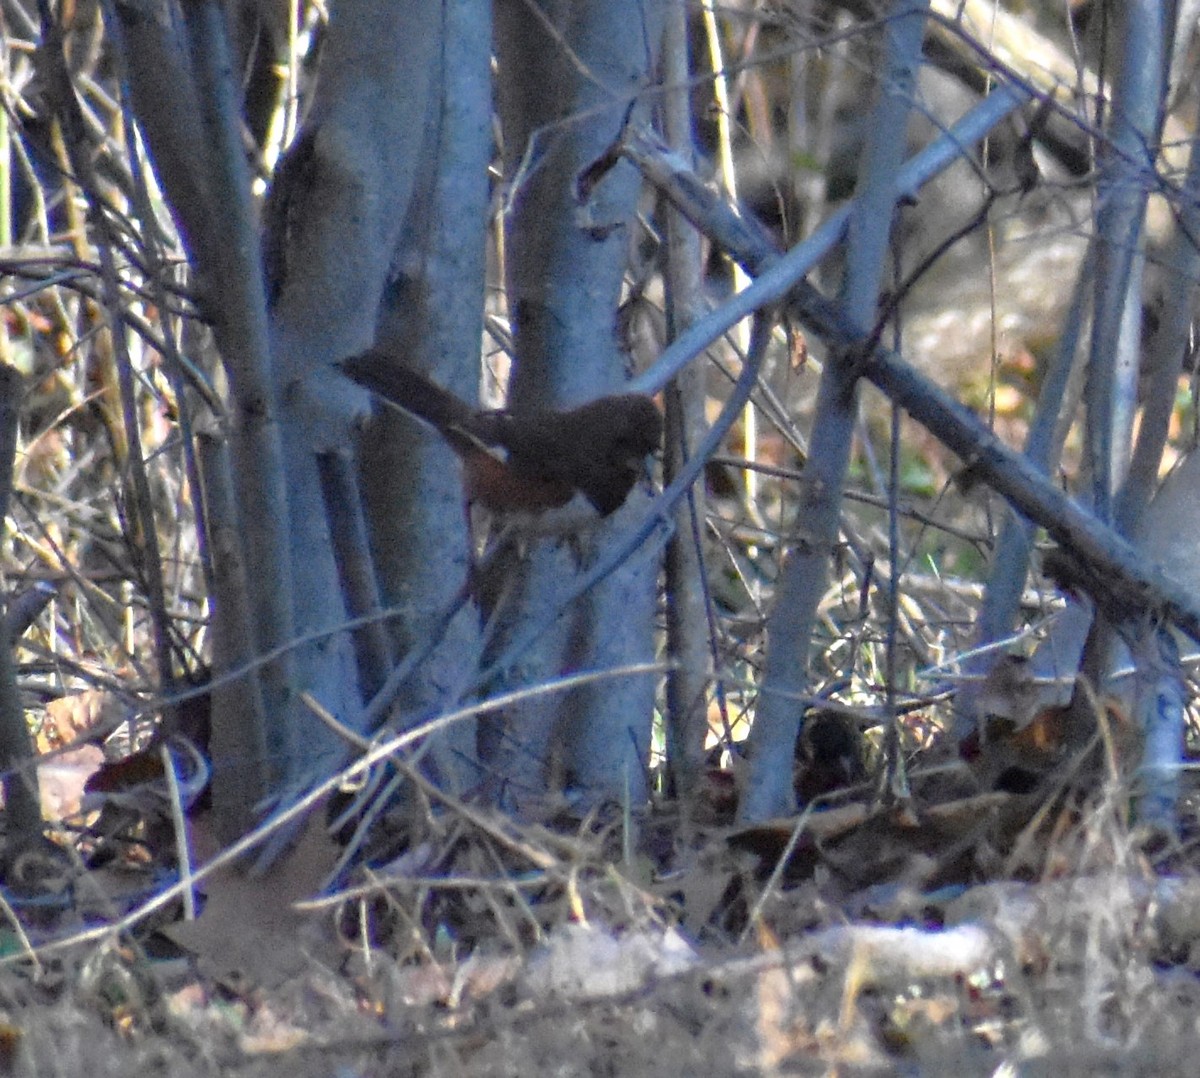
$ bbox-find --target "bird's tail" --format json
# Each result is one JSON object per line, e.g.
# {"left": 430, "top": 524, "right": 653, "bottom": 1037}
{"left": 338, "top": 350, "right": 476, "bottom": 434}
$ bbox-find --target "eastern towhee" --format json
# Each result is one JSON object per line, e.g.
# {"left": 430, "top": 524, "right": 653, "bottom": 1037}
{"left": 337, "top": 349, "right": 662, "bottom": 517}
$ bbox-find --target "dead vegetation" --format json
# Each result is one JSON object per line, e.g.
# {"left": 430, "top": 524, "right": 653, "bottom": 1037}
{"left": 0, "top": 0, "right": 1199, "bottom": 1074}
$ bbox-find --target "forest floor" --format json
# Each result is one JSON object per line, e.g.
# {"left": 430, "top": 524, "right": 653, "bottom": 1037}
{"left": 5, "top": 741, "right": 1200, "bottom": 1077}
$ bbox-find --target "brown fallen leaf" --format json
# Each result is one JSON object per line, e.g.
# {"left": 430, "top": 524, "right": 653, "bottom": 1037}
{"left": 37, "top": 745, "right": 104, "bottom": 821}
{"left": 40, "top": 689, "right": 128, "bottom": 753}
{"left": 161, "top": 812, "right": 341, "bottom": 991}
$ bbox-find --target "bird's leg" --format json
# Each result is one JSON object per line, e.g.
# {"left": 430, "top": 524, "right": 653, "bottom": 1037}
{"left": 464, "top": 498, "right": 485, "bottom": 599}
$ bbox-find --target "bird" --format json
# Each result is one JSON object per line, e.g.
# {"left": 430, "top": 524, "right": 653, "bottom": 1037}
{"left": 337, "top": 348, "right": 662, "bottom": 517}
